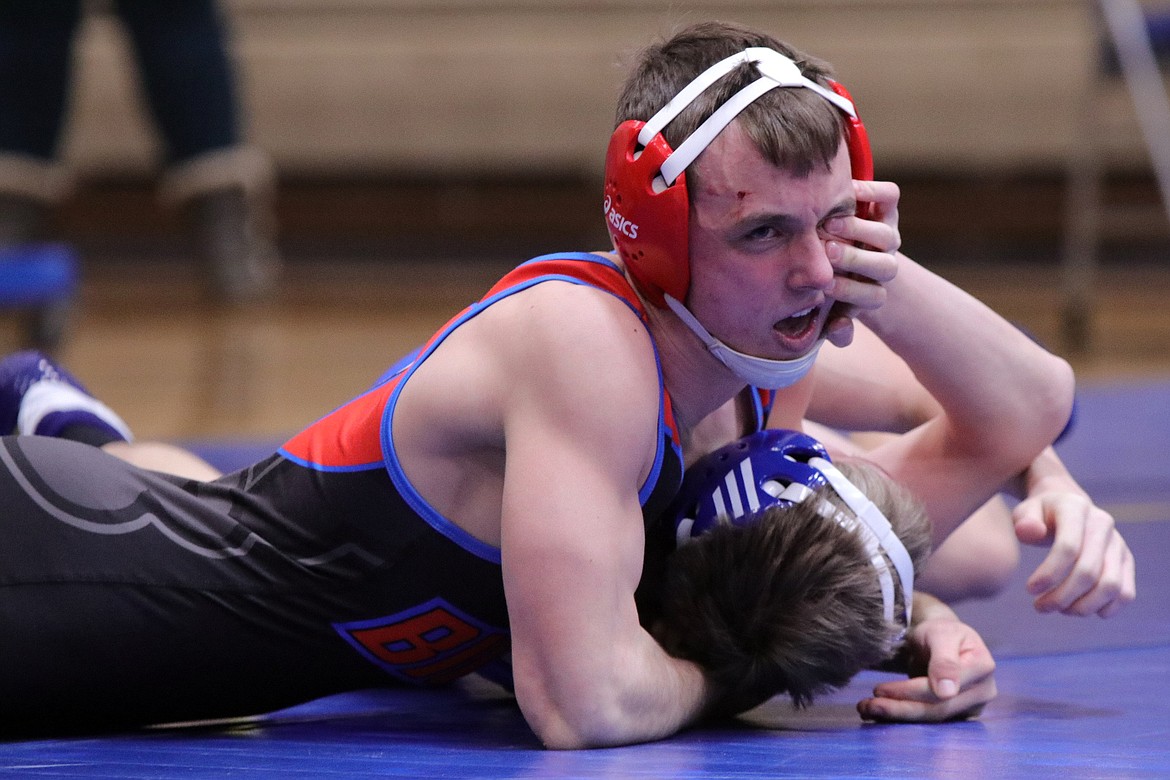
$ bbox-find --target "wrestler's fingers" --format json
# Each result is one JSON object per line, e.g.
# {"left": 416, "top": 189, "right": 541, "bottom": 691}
{"left": 1098, "top": 547, "right": 1137, "bottom": 618}
{"left": 851, "top": 678, "right": 996, "bottom": 725}
{"left": 870, "top": 657, "right": 993, "bottom": 705}
{"left": 853, "top": 179, "right": 901, "bottom": 222}
{"left": 1063, "top": 532, "right": 1136, "bottom": 617}
{"left": 868, "top": 675, "right": 937, "bottom": 704}
{"left": 824, "top": 309, "right": 856, "bottom": 348}
{"left": 824, "top": 212, "right": 900, "bottom": 257}
{"left": 1024, "top": 496, "right": 1088, "bottom": 596}
{"left": 1032, "top": 510, "right": 1109, "bottom": 613}
{"left": 827, "top": 238, "right": 900, "bottom": 284}
{"left": 829, "top": 271, "right": 887, "bottom": 313}
{"left": 1011, "top": 496, "right": 1054, "bottom": 546}
{"left": 1100, "top": 541, "right": 1137, "bottom": 617}
{"left": 847, "top": 215, "right": 901, "bottom": 255}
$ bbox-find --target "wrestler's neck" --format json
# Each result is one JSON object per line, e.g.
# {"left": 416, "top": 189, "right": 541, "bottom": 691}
{"left": 658, "top": 323, "right": 747, "bottom": 433}
{"left": 625, "top": 277, "right": 749, "bottom": 433}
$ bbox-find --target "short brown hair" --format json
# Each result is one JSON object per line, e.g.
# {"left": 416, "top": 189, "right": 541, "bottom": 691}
{"left": 652, "top": 459, "right": 931, "bottom": 716}
{"left": 614, "top": 20, "right": 847, "bottom": 179}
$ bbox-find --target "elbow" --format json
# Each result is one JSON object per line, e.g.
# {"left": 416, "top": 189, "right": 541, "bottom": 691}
{"left": 515, "top": 662, "right": 685, "bottom": 750}
{"left": 954, "top": 353, "right": 1076, "bottom": 480}
{"left": 1000, "top": 354, "right": 1077, "bottom": 467}
{"left": 526, "top": 713, "right": 588, "bottom": 751}
{"left": 519, "top": 690, "right": 593, "bottom": 751}
{"left": 514, "top": 659, "right": 622, "bottom": 748}
{"left": 514, "top": 671, "right": 623, "bottom": 750}
{"left": 508, "top": 629, "right": 706, "bottom": 748}
{"left": 533, "top": 721, "right": 599, "bottom": 752}
{"left": 1035, "top": 355, "right": 1077, "bottom": 450}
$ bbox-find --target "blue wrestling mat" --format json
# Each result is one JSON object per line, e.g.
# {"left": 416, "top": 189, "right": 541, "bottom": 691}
{"left": 1, "top": 379, "right": 1167, "bottom": 778}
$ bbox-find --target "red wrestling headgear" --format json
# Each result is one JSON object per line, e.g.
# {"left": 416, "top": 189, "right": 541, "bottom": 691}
{"left": 603, "top": 47, "right": 874, "bottom": 308}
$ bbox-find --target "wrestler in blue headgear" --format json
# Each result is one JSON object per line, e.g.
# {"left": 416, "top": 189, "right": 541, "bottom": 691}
{"left": 672, "top": 429, "right": 915, "bottom": 631}
{"left": 647, "top": 429, "right": 929, "bottom": 714}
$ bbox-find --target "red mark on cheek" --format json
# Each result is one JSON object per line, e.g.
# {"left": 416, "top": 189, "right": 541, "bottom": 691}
{"left": 737, "top": 191, "right": 748, "bottom": 200}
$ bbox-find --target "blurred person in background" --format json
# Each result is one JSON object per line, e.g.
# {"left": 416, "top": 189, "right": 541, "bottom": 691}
{"left": 0, "top": 0, "right": 280, "bottom": 302}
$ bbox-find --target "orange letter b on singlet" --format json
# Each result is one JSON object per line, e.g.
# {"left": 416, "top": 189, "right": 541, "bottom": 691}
{"left": 353, "top": 608, "right": 480, "bottom": 666}
{"left": 334, "top": 598, "right": 508, "bottom": 685}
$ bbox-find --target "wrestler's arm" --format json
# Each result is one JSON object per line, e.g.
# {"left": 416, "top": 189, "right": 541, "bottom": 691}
{"left": 828, "top": 251, "right": 1075, "bottom": 543}
{"left": 796, "top": 324, "right": 1134, "bottom": 617}
{"left": 804, "top": 321, "right": 941, "bottom": 434}
{"left": 497, "top": 284, "right": 712, "bottom": 749}
{"left": 772, "top": 239, "right": 1012, "bottom": 723}
{"left": 783, "top": 180, "right": 1072, "bottom": 538}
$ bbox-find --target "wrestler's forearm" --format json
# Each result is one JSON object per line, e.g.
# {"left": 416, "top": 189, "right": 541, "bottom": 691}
{"left": 859, "top": 254, "right": 1075, "bottom": 471}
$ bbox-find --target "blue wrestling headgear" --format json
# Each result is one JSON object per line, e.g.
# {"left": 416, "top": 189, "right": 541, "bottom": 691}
{"left": 673, "top": 429, "right": 831, "bottom": 544}
{"left": 673, "top": 429, "right": 915, "bottom": 630}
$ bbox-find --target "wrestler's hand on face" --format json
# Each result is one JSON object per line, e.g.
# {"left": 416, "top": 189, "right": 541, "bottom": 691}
{"left": 822, "top": 179, "right": 901, "bottom": 348}
{"left": 857, "top": 599, "right": 996, "bottom": 723}
{"left": 1013, "top": 486, "right": 1136, "bottom": 618}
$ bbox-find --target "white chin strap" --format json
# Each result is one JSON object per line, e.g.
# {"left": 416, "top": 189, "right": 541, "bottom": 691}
{"left": 809, "top": 457, "right": 915, "bottom": 634}
{"left": 664, "top": 294, "right": 822, "bottom": 389}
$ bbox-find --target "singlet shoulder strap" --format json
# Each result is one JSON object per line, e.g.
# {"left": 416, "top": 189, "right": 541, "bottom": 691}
{"left": 483, "top": 253, "right": 648, "bottom": 319}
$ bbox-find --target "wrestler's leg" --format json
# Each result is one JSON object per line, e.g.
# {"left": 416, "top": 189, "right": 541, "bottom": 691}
{"left": 1, "top": 350, "right": 222, "bottom": 480}
{"left": 103, "top": 440, "right": 223, "bottom": 480}
{"left": 0, "top": 436, "right": 381, "bottom": 735}
{"left": 914, "top": 495, "right": 1021, "bottom": 602}
{"left": 0, "top": 350, "right": 130, "bottom": 442}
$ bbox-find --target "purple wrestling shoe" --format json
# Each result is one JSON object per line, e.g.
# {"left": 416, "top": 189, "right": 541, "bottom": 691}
{"left": 0, "top": 350, "right": 131, "bottom": 440}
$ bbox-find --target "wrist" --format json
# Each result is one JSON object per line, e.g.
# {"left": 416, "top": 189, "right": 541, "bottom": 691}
{"left": 1027, "top": 471, "right": 1088, "bottom": 499}
{"left": 911, "top": 591, "right": 955, "bottom": 626}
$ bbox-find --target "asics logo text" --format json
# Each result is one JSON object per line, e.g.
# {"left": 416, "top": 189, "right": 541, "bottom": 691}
{"left": 603, "top": 195, "right": 639, "bottom": 240}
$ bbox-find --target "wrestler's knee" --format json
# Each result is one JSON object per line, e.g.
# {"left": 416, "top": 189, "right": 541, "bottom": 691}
{"left": 918, "top": 496, "right": 1021, "bottom": 602}
{"left": 102, "top": 441, "right": 223, "bottom": 481}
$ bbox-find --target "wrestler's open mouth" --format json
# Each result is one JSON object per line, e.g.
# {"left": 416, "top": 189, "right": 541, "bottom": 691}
{"left": 773, "top": 305, "right": 819, "bottom": 339}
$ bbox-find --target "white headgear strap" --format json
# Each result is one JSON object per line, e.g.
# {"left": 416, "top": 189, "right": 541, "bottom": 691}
{"left": 809, "top": 457, "right": 915, "bottom": 633}
{"left": 638, "top": 47, "right": 857, "bottom": 188}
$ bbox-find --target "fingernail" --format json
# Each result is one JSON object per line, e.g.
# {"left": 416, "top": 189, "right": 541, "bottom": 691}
{"left": 937, "top": 679, "right": 958, "bottom": 698}
{"left": 826, "top": 217, "right": 844, "bottom": 233}
{"left": 826, "top": 241, "right": 842, "bottom": 260}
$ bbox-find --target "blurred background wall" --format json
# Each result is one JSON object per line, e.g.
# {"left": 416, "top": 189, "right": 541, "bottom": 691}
{"left": 60, "top": 0, "right": 1134, "bottom": 174}
{"left": 50, "top": 0, "right": 1170, "bottom": 263}
{"left": 8, "top": 0, "right": 1166, "bottom": 441}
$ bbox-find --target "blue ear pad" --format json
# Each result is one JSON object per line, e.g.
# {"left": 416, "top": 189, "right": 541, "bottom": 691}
{"left": 672, "top": 429, "right": 831, "bottom": 543}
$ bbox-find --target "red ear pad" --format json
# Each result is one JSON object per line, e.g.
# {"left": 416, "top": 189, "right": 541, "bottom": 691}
{"left": 603, "top": 120, "right": 691, "bottom": 307}
{"left": 828, "top": 80, "right": 875, "bottom": 219}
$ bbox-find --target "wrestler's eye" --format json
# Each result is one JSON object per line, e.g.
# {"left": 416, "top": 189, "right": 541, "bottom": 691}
{"left": 742, "top": 221, "right": 798, "bottom": 247}
{"left": 745, "top": 224, "right": 780, "bottom": 241}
